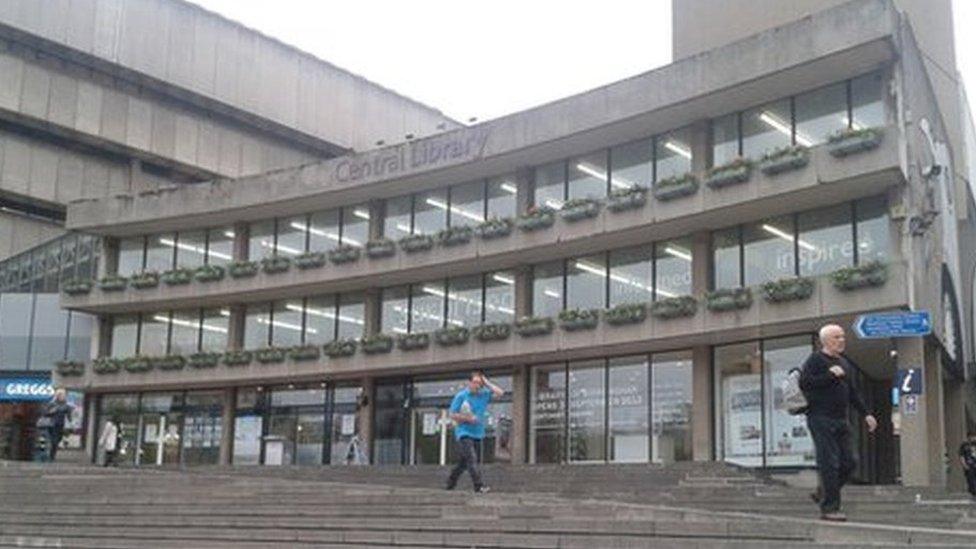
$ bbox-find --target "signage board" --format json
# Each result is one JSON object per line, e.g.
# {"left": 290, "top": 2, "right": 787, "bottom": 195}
{"left": 0, "top": 377, "right": 54, "bottom": 402}
{"left": 895, "top": 368, "right": 924, "bottom": 395}
{"left": 854, "top": 311, "right": 932, "bottom": 339}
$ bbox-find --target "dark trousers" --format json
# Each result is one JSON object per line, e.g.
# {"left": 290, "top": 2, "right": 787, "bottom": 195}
{"left": 808, "top": 415, "right": 856, "bottom": 513}
{"left": 48, "top": 428, "right": 63, "bottom": 461}
{"left": 965, "top": 467, "right": 976, "bottom": 496}
{"left": 446, "top": 437, "right": 483, "bottom": 490}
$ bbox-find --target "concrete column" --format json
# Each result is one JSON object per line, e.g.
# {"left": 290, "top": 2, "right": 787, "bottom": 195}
{"left": 358, "top": 377, "right": 375, "bottom": 464}
{"left": 691, "top": 345, "right": 714, "bottom": 461}
{"left": 510, "top": 365, "right": 529, "bottom": 464}
{"left": 944, "top": 378, "right": 966, "bottom": 490}
{"left": 514, "top": 266, "right": 533, "bottom": 319}
{"left": 688, "top": 119, "right": 712, "bottom": 176}
{"left": 92, "top": 316, "right": 112, "bottom": 360}
{"left": 232, "top": 222, "right": 249, "bottom": 261}
{"left": 363, "top": 289, "right": 381, "bottom": 336}
{"left": 84, "top": 394, "right": 98, "bottom": 464}
{"left": 691, "top": 231, "right": 711, "bottom": 296}
{"left": 98, "top": 237, "right": 118, "bottom": 278}
{"left": 898, "top": 338, "right": 946, "bottom": 486}
{"left": 219, "top": 387, "right": 235, "bottom": 465}
{"left": 514, "top": 167, "right": 533, "bottom": 214}
{"left": 227, "top": 305, "right": 246, "bottom": 351}
{"left": 368, "top": 200, "right": 385, "bottom": 240}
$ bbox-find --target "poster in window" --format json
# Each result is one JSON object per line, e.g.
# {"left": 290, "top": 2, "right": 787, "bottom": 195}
{"left": 422, "top": 412, "right": 438, "bottom": 436}
{"left": 723, "top": 374, "right": 762, "bottom": 463}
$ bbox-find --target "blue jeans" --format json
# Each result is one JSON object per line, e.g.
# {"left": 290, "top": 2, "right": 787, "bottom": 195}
{"left": 446, "top": 437, "right": 483, "bottom": 490}
{"left": 807, "top": 415, "right": 856, "bottom": 513}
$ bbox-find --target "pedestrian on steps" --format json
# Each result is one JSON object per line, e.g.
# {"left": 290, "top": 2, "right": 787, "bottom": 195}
{"left": 445, "top": 370, "right": 504, "bottom": 493}
{"left": 99, "top": 416, "right": 121, "bottom": 467}
{"left": 959, "top": 433, "right": 976, "bottom": 499}
{"left": 37, "top": 388, "right": 74, "bottom": 462}
{"left": 800, "top": 324, "right": 878, "bottom": 522}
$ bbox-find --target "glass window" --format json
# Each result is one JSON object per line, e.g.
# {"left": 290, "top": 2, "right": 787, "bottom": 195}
{"left": 715, "top": 341, "right": 762, "bottom": 467}
{"left": 448, "top": 274, "right": 483, "bottom": 327}
{"left": 373, "top": 381, "right": 406, "bottom": 465}
{"left": 305, "top": 295, "right": 336, "bottom": 344}
{"left": 656, "top": 239, "right": 693, "bottom": 298}
{"left": 117, "top": 237, "right": 144, "bottom": 276}
{"left": 855, "top": 195, "right": 891, "bottom": 264}
{"left": 744, "top": 216, "right": 796, "bottom": 286}
{"left": 308, "top": 209, "right": 341, "bottom": 253}
{"left": 169, "top": 309, "right": 200, "bottom": 355}
{"left": 145, "top": 233, "right": 175, "bottom": 272}
{"left": 271, "top": 300, "right": 304, "bottom": 347}
{"left": 609, "top": 355, "right": 649, "bottom": 462}
{"left": 610, "top": 139, "right": 652, "bottom": 190}
{"left": 486, "top": 176, "right": 517, "bottom": 219}
{"left": 342, "top": 205, "right": 369, "bottom": 248}
{"left": 381, "top": 286, "right": 410, "bottom": 334}
{"left": 110, "top": 314, "right": 138, "bottom": 358}
{"left": 533, "top": 161, "right": 565, "bottom": 210}
{"left": 763, "top": 336, "right": 815, "bottom": 467}
{"left": 795, "top": 82, "right": 848, "bottom": 146}
{"left": 742, "top": 99, "right": 792, "bottom": 158}
{"left": 449, "top": 181, "right": 485, "bottom": 227}
{"left": 712, "top": 228, "right": 742, "bottom": 289}
{"left": 206, "top": 227, "right": 234, "bottom": 265}
{"left": 384, "top": 195, "right": 413, "bottom": 239}
{"left": 655, "top": 128, "right": 693, "bottom": 181}
{"left": 568, "top": 151, "right": 607, "bottom": 200}
{"left": 66, "top": 311, "right": 94, "bottom": 362}
{"left": 568, "top": 360, "right": 606, "bottom": 462}
{"left": 244, "top": 303, "right": 271, "bottom": 349}
{"left": 532, "top": 261, "right": 563, "bottom": 317}
{"left": 272, "top": 387, "right": 326, "bottom": 407}
{"left": 28, "top": 295, "right": 69, "bottom": 370}
{"left": 567, "top": 255, "right": 606, "bottom": 310}
{"left": 175, "top": 230, "right": 207, "bottom": 269}
{"left": 201, "top": 308, "right": 229, "bottom": 352}
{"left": 712, "top": 113, "right": 740, "bottom": 167}
{"left": 411, "top": 281, "right": 444, "bottom": 332}
{"left": 485, "top": 271, "right": 515, "bottom": 324}
{"left": 531, "top": 363, "right": 566, "bottom": 464}
{"left": 139, "top": 312, "right": 170, "bottom": 356}
{"left": 414, "top": 188, "right": 448, "bottom": 235}
{"left": 609, "top": 246, "right": 653, "bottom": 306}
{"left": 248, "top": 220, "right": 276, "bottom": 260}
{"left": 852, "top": 71, "right": 884, "bottom": 129}
{"left": 652, "top": 351, "right": 693, "bottom": 463}
{"left": 277, "top": 215, "right": 308, "bottom": 256}
{"left": 798, "top": 204, "right": 854, "bottom": 276}
{"left": 337, "top": 293, "right": 365, "bottom": 340}
{"left": 296, "top": 412, "right": 325, "bottom": 465}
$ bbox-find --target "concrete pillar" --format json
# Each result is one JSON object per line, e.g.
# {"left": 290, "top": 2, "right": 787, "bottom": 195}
{"left": 510, "top": 365, "right": 529, "bottom": 464}
{"left": 514, "top": 266, "right": 533, "bottom": 319}
{"left": 688, "top": 119, "right": 712, "bottom": 175}
{"left": 368, "top": 200, "right": 385, "bottom": 240}
{"left": 944, "top": 378, "right": 967, "bottom": 490}
{"left": 232, "top": 222, "right": 249, "bottom": 261}
{"left": 691, "top": 345, "right": 714, "bottom": 461}
{"left": 514, "top": 167, "right": 533, "bottom": 214}
{"left": 219, "top": 388, "right": 235, "bottom": 465}
{"left": 358, "top": 377, "right": 375, "bottom": 464}
{"left": 898, "top": 338, "right": 946, "bottom": 486}
{"left": 98, "top": 237, "right": 118, "bottom": 278}
{"left": 84, "top": 394, "right": 98, "bottom": 464}
{"left": 227, "top": 305, "right": 246, "bottom": 351}
{"left": 92, "top": 316, "right": 112, "bottom": 360}
{"left": 691, "top": 231, "right": 711, "bottom": 296}
{"left": 363, "top": 289, "right": 381, "bottom": 336}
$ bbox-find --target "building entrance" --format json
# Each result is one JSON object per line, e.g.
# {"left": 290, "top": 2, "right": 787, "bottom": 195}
{"left": 411, "top": 408, "right": 452, "bottom": 465}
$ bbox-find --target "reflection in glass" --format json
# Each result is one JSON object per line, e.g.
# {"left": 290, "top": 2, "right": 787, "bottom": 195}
{"left": 532, "top": 261, "right": 563, "bottom": 317}
{"left": 117, "top": 237, "right": 144, "bottom": 276}
{"left": 609, "top": 355, "right": 649, "bottom": 462}
{"left": 384, "top": 195, "right": 413, "bottom": 239}
{"left": 486, "top": 176, "right": 517, "bottom": 219}
{"left": 655, "top": 128, "right": 692, "bottom": 181}
{"left": 66, "top": 311, "right": 94, "bottom": 362}
{"left": 484, "top": 271, "right": 515, "bottom": 324}
{"left": 855, "top": 195, "right": 891, "bottom": 264}
{"left": 568, "top": 360, "right": 606, "bottom": 462}
{"left": 763, "top": 336, "right": 815, "bottom": 467}
{"left": 655, "top": 239, "right": 693, "bottom": 298}
{"left": 296, "top": 412, "right": 325, "bottom": 465}
{"left": 308, "top": 209, "right": 341, "bottom": 253}
{"left": 608, "top": 246, "right": 653, "bottom": 306}
{"left": 798, "top": 204, "right": 854, "bottom": 276}
{"left": 381, "top": 286, "right": 410, "bottom": 334}
{"left": 852, "top": 71, "right": 884, "bottom": 129}
{"left": 449, "top": 181, "right": 486, "bottom": 227}
{"left": 533, "top": 161, "right": 565, "bottom": 210}
{"left": 206, "top": 227, "right": 234, "bottom": 265}
{"left": 531, "top": 364, "right": 566, "bottom": 463}
{"left": 277, "top": 215, "right": 308, "bottom": 256}
{"left": 175, "top": 230, "right": 207, "bottom": 269}
{"left": 744, "top": 216, "right": 796, "bottom": 286}
{"left": 28, "top": 295, "right": 69, "bottom": 371}
{"left": 414, "top": 188, "right": 448, "bottom": 235}
{"left": 272, "top": 300, "right": 304, "bottom": 347}
{"left": 742, "top": 99, "right": 793, "bottom": 158}
{"left": 140, "top": 312, "right": 170, "bottom": 356}
{"left": 712, "top": 113, "right": 740, "bottom": 167}
{"left": 342, "top": 205, "right": 369, "bottom": 248}
{"left": 411, "top": 282, "right": 444, "bottom": 332}
{"left": 110, "top": 314, "right": 138, "bottom": 358}
{"left": 248, "top": 220, "right": 276, "bottom": 260}
{"left": 145, "top": 233, "right": 175, "bottom": 273}
{"left": 337, "top": 293, "right": 365, "bottom": 340}
{"left": 568, "top": 151, "right": 607, "bottom": 200}
{"left": 169, "top": 309, "right": 200, "bottom": 355}
{"left": 244, "top": 303, "right": 270, "bottom": 349}
{"left": 201, "top": 308, "right": 229, "bottom": 352}
{"left": 795, "top": 82, "right": 848, "bottom": 146}
{"left": 652, "top": 351, "right": 693, "bottom": 463}
{"left": 305, "top": 295, "right": 337, "bottom": 344}
{"left": 610, "top": 139, "right": 652, "bottom": 190}
{"left": 712, "top": 228, "right": 741, "bottom": 289}
{"left": 567, "top": 255, "right": 606, "bottom": 310}
{"left": 448, "top": 275, "right": 483, "bottom": 327}
{"left": 715, "top": 341, "right": 762, "bottom": 467}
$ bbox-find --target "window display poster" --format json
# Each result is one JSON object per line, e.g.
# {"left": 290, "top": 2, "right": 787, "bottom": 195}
{"left": 340, "top": 414, "right": 356, "bottom": 436}
{"left": 723, "top": 374, "right": 762, "bottom": 459}
{"left": 766, "top": 368, "right": 813, "bottom": 465}
{"left": 422, "top": 412, "right": 438, "bottom": 436}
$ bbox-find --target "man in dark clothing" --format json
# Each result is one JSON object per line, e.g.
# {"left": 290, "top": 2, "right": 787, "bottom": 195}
{"left": 800, "top": 324, "right": 877, "bottom": 522}
{"left": 41, "top": 389, "right": 74, "bottom": 461}
{"left": 960, "top": 434, "right": 976, "bottom": 497}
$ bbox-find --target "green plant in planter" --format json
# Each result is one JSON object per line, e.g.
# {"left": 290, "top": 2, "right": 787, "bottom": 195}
{"left": 606, "top": 186, "right": 648, "bottom": 212}
{"left": 129, "top": 271, "right": 160, "bottom": 289}
{"left": 255, "top": 347, "right": 287, "bottom": 364}
{"left": 123, "top": 356, "right": 152, "bottom": 373}
{"left": 328, "top": 244, "right": 361, "bottom": 264}
{"left": 92, "top": 357, "right": 122, "bottom": 375}
{"left": 515, "top": 316, "right": 555, "bottom": 337}
{"left": 161, "top": 268, "right": 193, "bottom": 286}
{"left": 653, "top": 173, "right": 699, "bottom": 201}
{"left": 558, "top": 308, "right": 600, "bottom": 331}
{"left": 288, "top": 344, "right": 321, "bottom": 361}
{"left": 55, "top": 360, "right": 85, "bottom": 377}
{"left": 829, "top": 261, "right": 888, "bottom": 291}
{"left": 223, "top": 350, "right": 253, "bottom": 367}
{"left": 827, "top": 127, "right": 883, "bottom": 157}
{"left": 760, "top": 277, "right": 815, "bottom": 303}
{"left": 397, "top": 332, "right": 431, "bottom": 351}
{"left": 649, "top": 296, "right": 698, "bottom": 319}
{"left": 98, "top": 275, "right": 127, "bottom": 292}
{"left": 559, "top": 198, "right": 602, "bottom": 222}
{"left": 323, "top": 338, "right": 357, "bottom": 358}
{"left": 188, "top": 352, "right": 221, "bottom": 369}
{"left": 472, "top": 322, "right": 512, "bottom": 342}
{"left": 366, "top": 238, "right": 396, "bottom": 259}
{"left": 152, "top": 355, "right": 186, "bottom": 371}
{"left": 517, "top": 206, "right": 556, "bottom": 231}
{"left": 706, "top": 287, "right": 754, "bottom": 312}
{"left": 434, "top": 326, "right": 470, "bottom": 346}
{"left": 759, "top": 145, "right": 809, "bottom": 175}
{"left": 62, "top": 278, "right": 93, "bottom": 295}
{"left": 228, "top": 261, "right": 259, "bottom": 279}
{"left": 604, "top": 302, "right": 647, "bottom": 325}
{"left": 477, "top": 217, "right": 514, "bottom": 239}
{"left": 438, "top": 225, "right": 474, "bottom": 247}
{"left": 399, "top": 234, "right": 435, "bottom": 253}
{"left": 361, "top": 334, "right": 394, "bottom": 354}
{"left": 261, "top": 256, "right": 291, "bottom": 274}
{"left": 295, "top": 251, "right": 327, "bottom": 269}
{"left": 194, "top": 264, "right": 225, "bottom": 282}
{"left": 705, "top": 157, "right": 753, "bottom": 189}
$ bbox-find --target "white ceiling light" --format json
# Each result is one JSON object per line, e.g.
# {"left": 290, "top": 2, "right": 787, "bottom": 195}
{"left": 353, "top": 209, "right": 371, "bottom": 220}
{"left": 500, "top": 183, "right": 518, "bottom": 194}
{"left": 159, "top": 238, "right": 232, "bottom": 261}
{"left": 492, "top": 274, "right": 515, "bottom": 285}
{"left": 152, "top": 315, "right": 228, "bottom": 334}
{"left": 664, "top": 246, "right": 692, "bottom": 262}
{"left": 575, "top": 162, "right": 632, "bottom": 190}
{"left": 762, "top": 224, "right": 817, "bottom": 251}
{"left": 260, "top": 240, "right": 303, "bottom": 256}
{"left": 759, "top": 111, "right": 813, "bottom": 147}
{"left": 425, "top": 198, "right": 484, "bottom": 223}
{"left": 664, "top": 141, "right": 692, "bottom": 160}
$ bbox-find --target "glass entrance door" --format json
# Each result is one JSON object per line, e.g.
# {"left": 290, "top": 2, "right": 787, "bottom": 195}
{"left": 138, "top": 413, "right": 181, "bottom": 466}
{"left": 411, "top": 408, "right": 450, "bottom": 465}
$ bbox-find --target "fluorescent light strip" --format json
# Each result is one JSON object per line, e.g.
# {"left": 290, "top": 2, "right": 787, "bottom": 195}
{"left": 421, "top": 285, "right": 515, "bottom": 315}
{"left": 500, "top": 183, "right": 518, "bottom": 194}
{"left": 543, "top": 289, "right": 561, "bottom": 299}
{"left": 159, "top": 238, "right": 232, "bottom": 261}
{"left": 762, "top": 224, "right": 817, "bottom": 252}
{"left": 759, "top": 112, "right": 813, "bottom": 147}
{"left": 544, "top": 199, "right": 564, "bottom": 209}
{"left": 353, "top": 209, "right": 371, "bottom": 220}
{"left": 285, "top": 303, "right": 365, "bottom": 326}
{"left": 425, "top": 198, "right": 484, "bottom": 223}
{"left": 575, "top": 162, "right": 632, "bottom": 190}
{"left": 256, "top": 317, "right": 316, "bottom": 334}
{"left": 664, "top": 141, "right": 692, "bottom": 160}
{"left": 260, "top": 240, "right": 303, "bottom": 256}
{"left": 574, "top": 260, "right": 677, "bottom": 299}
{"left": 290, "top": 222, "right": 362, "bottom": 248}
{"left": 223, "top": 231, "right": 235, "bottom": 239}
{"left": 492, "top": 274, "right": 515, "bottom": 285}
{"left": 664, "top": 246, "right": 692, "bottom": 262}
{"left": 152, "top": 315, "right": 228, "bottom": 334}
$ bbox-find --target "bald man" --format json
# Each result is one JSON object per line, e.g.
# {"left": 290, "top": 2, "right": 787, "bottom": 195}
{"left": 800, "top": 324, "right": 877, "bottom": 522}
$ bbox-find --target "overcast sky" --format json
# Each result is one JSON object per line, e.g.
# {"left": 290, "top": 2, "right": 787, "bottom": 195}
{"left": 190, "top": 0, "right": 975, "bottom": 125}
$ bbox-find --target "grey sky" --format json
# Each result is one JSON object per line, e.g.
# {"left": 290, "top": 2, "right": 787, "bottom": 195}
{"left": 190, "top": 0, "right": 974, "bottom": 125}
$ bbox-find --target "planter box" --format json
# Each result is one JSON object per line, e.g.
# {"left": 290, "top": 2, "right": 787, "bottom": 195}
{"left": 559, "top": 199, "right": 602, "bottom": 222}
{"left": 759, "top": 146, "right": 809, "bottom": 176}
{"left": 223, "top": 350, "right": 253, "bottom": 367}
{"left": 323, "top": 339, "right": 357, "bottom": 358}
{"left": 228, "top": 261, "right": 259, "bottom": 279}
{"left": 517, "top": 208, "right": 556, "bottom": 231}
{"left": 653, "top": 174, "right": 699, "bottom": 201}
{"left": 760, "top": 277, "right": 815, "bottom": 303}
{"left": 399, "top": 234, "right": 435, "bottom": 253}
{"left": 98, "top": 276, "right": 127, "bottom": 292}
{"left": 706, "top": 287, "right": 754, "bottom": 312}
{"left": 261, "top": 256, "right": 292, "bottom": 274}
{"left": 558, "top": 309, "right": 600, "bottom": 331}
{"left": 361, "top": 334, "right": 395, "bottom": 354}
{"left": 477, "top": 218, "right": 514, "bottom": 239}
{"left": 161, "top": 268, "right": 193, "bottom": 286}
{"left": 606, "top": 187, "right": 648, "bottom": 212}
{"left": 397, "top": 332, "right": 431, "bottom": 351}
{"left": 829, "top": 262, "right": 888, "bottom": 291}
{"left": 123, "top": 357, "right": 152, "bottom": 373}
{"left": 255, "top": 347, "right": 287, "bottom": 364}
{"left": 295, "top": 251, "right": 327, "bottom": 269}
{"left": 129, "top": 271, "right": 160, "bottom": 289}
{"left": 152, "top": 355, "right": 186, "bottom": 371}
{"left": 438, "top": 226, "right": 474, "bottom": 247}
{"left": 288, "top": 344, "right": 321, "bottom": 361}
{"left": 705, "top": 159, "right": 753, "bottom": 189}
{"left": 434, "top": 326, "right": 470, "bottom": 346}
{"left": 62, "top": 279, "right": 93, "bottom": 296}
{"left": 650, "top": 296, "right": 698, "bottom": 319}
{"left": 188, "top": 352, "right": 221, "bottom": 369}
{"left": 472, "top": 323, "right": 512, "bottom": 342}
{"left": 92, "top": 357, "right": 122, "bottom": 375}
{"left": 366, "top": 239, "right": 397, "bottom": 259}
{"left": 55, "top": 360, "right": 85, "bottom": 377}
{"left": 329, "top": 245, "right": 362, "bottom": 264}
{"left": 604, "top": 303, "right": 647, "bottom": 326}
{"left": 827, "top": 128, "right": 883, "bottom": 158}
{"left": 194, "top": 264, "right": 225, "bottom": 283}
{"left": 515, "top": 316, "right": 555, "bottom": 337}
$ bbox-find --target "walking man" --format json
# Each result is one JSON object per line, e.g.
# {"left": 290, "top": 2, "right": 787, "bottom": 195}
{"left": 445, "top": 371, "right": 504, "bottom": 493}
{"left": 800, "top": 324, "right": 877, "bottom": 521}
{"left": 959, "top": 433, "right": 976, "bottom": 498}
{"left": 39, "top": 388, "right": 74, "bottom": 461}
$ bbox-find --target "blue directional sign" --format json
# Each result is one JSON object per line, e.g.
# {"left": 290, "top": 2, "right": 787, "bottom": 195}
{"left": 853, "top": 311, "right": 931, "bottom": 339}
{"left": 895, "top": 368, "right": 924, "bottom": 395}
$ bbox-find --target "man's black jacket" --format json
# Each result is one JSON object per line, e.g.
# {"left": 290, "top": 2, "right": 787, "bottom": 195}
{"left": 799, "top": 351, "right": 869, "bottom": 420}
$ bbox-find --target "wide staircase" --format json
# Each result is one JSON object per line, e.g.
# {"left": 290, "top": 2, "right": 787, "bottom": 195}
{"left": 2, "top": 461, "right": 976, "bottom": 548}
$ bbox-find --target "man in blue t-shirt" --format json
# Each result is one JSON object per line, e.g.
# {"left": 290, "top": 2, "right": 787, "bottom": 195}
{"left": 445, "top": 370, "right": 504, "bottom": 493}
